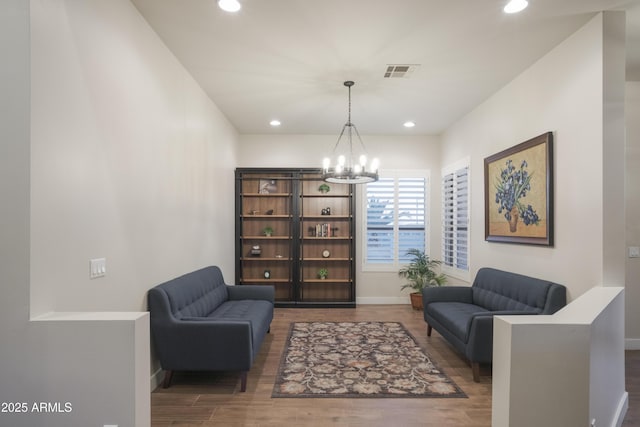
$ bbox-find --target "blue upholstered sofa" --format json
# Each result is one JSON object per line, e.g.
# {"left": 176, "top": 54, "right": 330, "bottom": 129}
{"left": 147, "top": 266, "right": 274, "bottom": 391}
{"left": 423, "top": 267, "right": 566, "bottom": 382}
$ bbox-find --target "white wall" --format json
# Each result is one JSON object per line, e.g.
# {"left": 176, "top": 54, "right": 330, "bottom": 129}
{"left": 440, "top": 13, "right": 626, "bottom": 301}
{"left": 626, "top": 81, "right": 640, "bottom": 346}
{"left": 239, "top": 134, "right": 442, "bottom": 303}
{"left": 0, "top": 0, "right": 239, "bottom": 425}
{"left": 493, "top": 287, "right": 627, "bottom": 427}
{"left": 30, "top": 0, "right": 238, "bottom": 315}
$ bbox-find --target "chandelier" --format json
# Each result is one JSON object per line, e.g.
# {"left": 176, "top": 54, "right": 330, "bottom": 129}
{"left": 322, "top": 81, "right": 379, "bottom": 184}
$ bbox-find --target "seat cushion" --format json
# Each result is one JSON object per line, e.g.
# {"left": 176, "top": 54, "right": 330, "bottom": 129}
{"left": 206, "top": 300, "right": 274, "bottom": 349}
{"left": 427, "top": 302, "right": 488, "bottom": 343}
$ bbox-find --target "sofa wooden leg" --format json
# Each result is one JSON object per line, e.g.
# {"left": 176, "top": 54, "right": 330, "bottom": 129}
{"left": 240, "top": 371, "right": 248, "bottom": 392}
{"left": 427, "top": 324, "right": 433, "bottom": 337}
{"left": 162, "top": 370, "right": 173, "bottom": 389}
{"left": 472, "top": 363, "right": 481, "bottom": 382}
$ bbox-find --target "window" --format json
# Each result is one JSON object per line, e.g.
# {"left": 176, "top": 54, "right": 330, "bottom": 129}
{"left": 364, "top": 171, "right": 428, "bottom": 268}
{"left": 442, "top": 160, "right": 469, "bottom": 276}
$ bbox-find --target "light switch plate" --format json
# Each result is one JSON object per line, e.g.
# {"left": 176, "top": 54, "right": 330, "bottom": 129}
{"left": 90, "top": 258, "right": 106, "bottom": 279}
{"left": 629, "top": 247, "right": 640, "bottom": 258}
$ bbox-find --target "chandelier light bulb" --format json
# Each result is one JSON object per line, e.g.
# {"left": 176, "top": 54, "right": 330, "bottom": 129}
{"left": 503, "top": 0, "right": 528, "bottom": 14}
{"left": 370, "top": 158, "right": 380, "bottom": 172}
{"left": 218, "top": 0, "right": 241, "bottom": 12}
{"left": 359, "top": 154, "right": 367, "bottom": 167}
{"left": 335, "top": 164, "right": 343, "bottom": 173}
{"left": 322, "top": 157, "right": 331, "bottom": 170}
{"left": 353, "top": 164, "right": 362, "bottom": 174}
{"left": 337, "top": 155, "right": 346, "bottom": 167}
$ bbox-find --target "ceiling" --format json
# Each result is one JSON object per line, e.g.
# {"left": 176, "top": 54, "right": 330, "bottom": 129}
{"left": 131, "top": 0, "right": 640, "bottom": 136}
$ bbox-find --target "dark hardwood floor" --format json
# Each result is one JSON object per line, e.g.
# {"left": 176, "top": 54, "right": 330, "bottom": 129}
{"left": 151, "top": 305, "right": 639, "bottom": 426}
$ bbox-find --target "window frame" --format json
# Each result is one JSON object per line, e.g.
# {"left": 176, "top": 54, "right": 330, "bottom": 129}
{"left": 361, "top": 169, "right": 431, "bottom": 272}
{"left": 441, "top": 158, "right": 471, "bottom": 281}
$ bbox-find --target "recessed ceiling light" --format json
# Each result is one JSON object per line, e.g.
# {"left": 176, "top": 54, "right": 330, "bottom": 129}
{"left": 218, "top": 0, "right": 241, "bottom": 13}
{"left": 270, "top": 120, "right": 281, "bottom": 127}
{"left": 403, "top": 121, "right": 416, "bottom": 128}
{"left": 504, "top": 0, "right": 528, "bottom": 14}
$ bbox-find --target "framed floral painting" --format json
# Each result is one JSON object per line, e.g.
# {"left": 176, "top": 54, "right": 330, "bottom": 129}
{"left": 484, "top": 132, "right": 554, "bottom": 246}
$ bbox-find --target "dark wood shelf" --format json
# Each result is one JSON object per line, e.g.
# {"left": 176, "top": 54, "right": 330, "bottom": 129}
{"left": 241, "top": 193, "right": 292, "bottom": 197}
{"left": 236, "top": 168, "right": 355, "bottom": 307}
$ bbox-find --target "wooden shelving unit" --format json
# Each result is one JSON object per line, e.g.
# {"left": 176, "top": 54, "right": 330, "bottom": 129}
{"left": 235, "top": 168, "right": 355, "bottom": 307}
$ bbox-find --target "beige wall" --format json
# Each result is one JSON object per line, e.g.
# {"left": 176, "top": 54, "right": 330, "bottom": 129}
{"left": 626, "top": 81, "right": 640, "bottom": 346}
{"left": 0, "top": 0, "right": 239, "bottom": 425}
{"left": 239, "top": 134, "right": 442, "bottom": 303}
{"left": 440, "top": 13, "right": 625, "bottom": 302}
{"left": 30, "top": 0, "right": 238, "bottom": 315}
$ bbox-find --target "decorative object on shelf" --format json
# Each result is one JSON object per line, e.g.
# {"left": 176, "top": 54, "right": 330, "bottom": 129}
{"left": 249, "top": 210, "right": 259, "bottom": 215}
{"left": 317, "top": 268, "right": 328, "bottom": 280}
{"left": 318, "top": 183, "right": 331, "bottom": 194}
{"left": 250, "top": 245, "right": 261, "bottom": 256}
{"left": 398, "top": 248, "right": 447, "bottom": 310}
{"left": 314, "top": 223, "right": 332, "bottom": 237}
{"left": 265, "top": 209, "right": 274, "bottom": 215}
{"left": 321, "top": 207, "right": 331, "bottom": 215}
{"left": 263, "top": 226, "right": 274, "bottom": 237}
{"left": 259, "top": 179, "right": 277, "bottom": 194}
{"left": 322, "top": 249, "right": 331, "bottom": 258}
{"left": 484, "top": 132, "right": 553, "bottom": 246}
{"left": 275, "top": 254, "right": 283, "bottom": 258}
{"left": 263, "top": 270, "right": 271, "bottom": 279}
{"left": 322, "top": 81, "right": 379, "bottom": 184}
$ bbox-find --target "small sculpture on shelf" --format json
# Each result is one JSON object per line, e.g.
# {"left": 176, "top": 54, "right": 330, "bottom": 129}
{"left": 321, "top": 207, "right": 331, "bottom": 215}
{"left": 317, "top": 268, "right": 328, "bottom": 280}
{"left": 265, "top": 209, "right": 274, "bottom": 215}
{"left": 250, "top": 245, "right": 261, "bottom": 256}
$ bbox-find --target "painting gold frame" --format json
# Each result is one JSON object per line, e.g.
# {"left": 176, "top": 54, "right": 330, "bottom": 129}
{"left": 484, "top": 132, "right": 554, "bottom": 246}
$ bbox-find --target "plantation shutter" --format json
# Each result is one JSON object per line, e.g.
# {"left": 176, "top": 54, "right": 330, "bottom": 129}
{"left": 365, "top": 178, "right": 395, "bottom": 263}
{"left": 442, "top": 165, "right": 469, "bottom": 271}
{"left": 398, "top": 177, "right": 426, "bottom": 262}
{"left": 365, "top": 173, "right": 427, "bottom": 266}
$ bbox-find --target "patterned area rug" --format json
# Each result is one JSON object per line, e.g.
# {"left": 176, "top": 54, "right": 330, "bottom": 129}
{"left": 272, "top": 321, "right": 466, "bottom": 398}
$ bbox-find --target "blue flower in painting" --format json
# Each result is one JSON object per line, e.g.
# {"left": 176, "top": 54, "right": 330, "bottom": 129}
{"left": 494, "top": 158, "right": 540, "bottom": 227}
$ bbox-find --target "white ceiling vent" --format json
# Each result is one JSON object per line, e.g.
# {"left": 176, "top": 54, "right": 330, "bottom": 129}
{"left": 384, "top": 64, "right": 420, "bottom": 78}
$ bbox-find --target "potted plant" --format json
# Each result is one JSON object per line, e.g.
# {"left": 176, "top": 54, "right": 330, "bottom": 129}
{"left": 263, "top": 226, "right": 274, "bottom": 237}
{"left": 398, "top": 248, "right": 447, "bottom": 310}
{"left": 317, "top": 268, "right": 328, "bottom": 280}
{"left": 318, "top": 183, "right": 331, "bottom": 194}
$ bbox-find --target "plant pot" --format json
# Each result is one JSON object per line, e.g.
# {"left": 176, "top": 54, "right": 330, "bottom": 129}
{"left": 410, "top": 292, "right": 423, "bottom": 311}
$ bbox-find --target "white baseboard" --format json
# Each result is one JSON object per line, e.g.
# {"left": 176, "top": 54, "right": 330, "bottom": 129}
{"left": 612, "top": 391, "right": 629, "bottom": 427}
{"left": 625, "top": 338, "right": 640, "bottom": 350}
{"left": 150, "top": 368, "right": 163, "bottom": 391}
{"left": 355, "top": 297, "right": 409, "bottom": 305}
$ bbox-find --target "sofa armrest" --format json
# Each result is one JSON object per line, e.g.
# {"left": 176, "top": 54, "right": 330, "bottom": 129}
{"left": 465, "top": 310, "right": 540, "bottom": 363}
{"left": 228, "top": 285, "right": 275, "bottom": 303}
{"left": 423, "top": 286, "right": 473, "bottom": 306}
{"left": 152, "top": 319, "right": 254, "bottom": 371}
